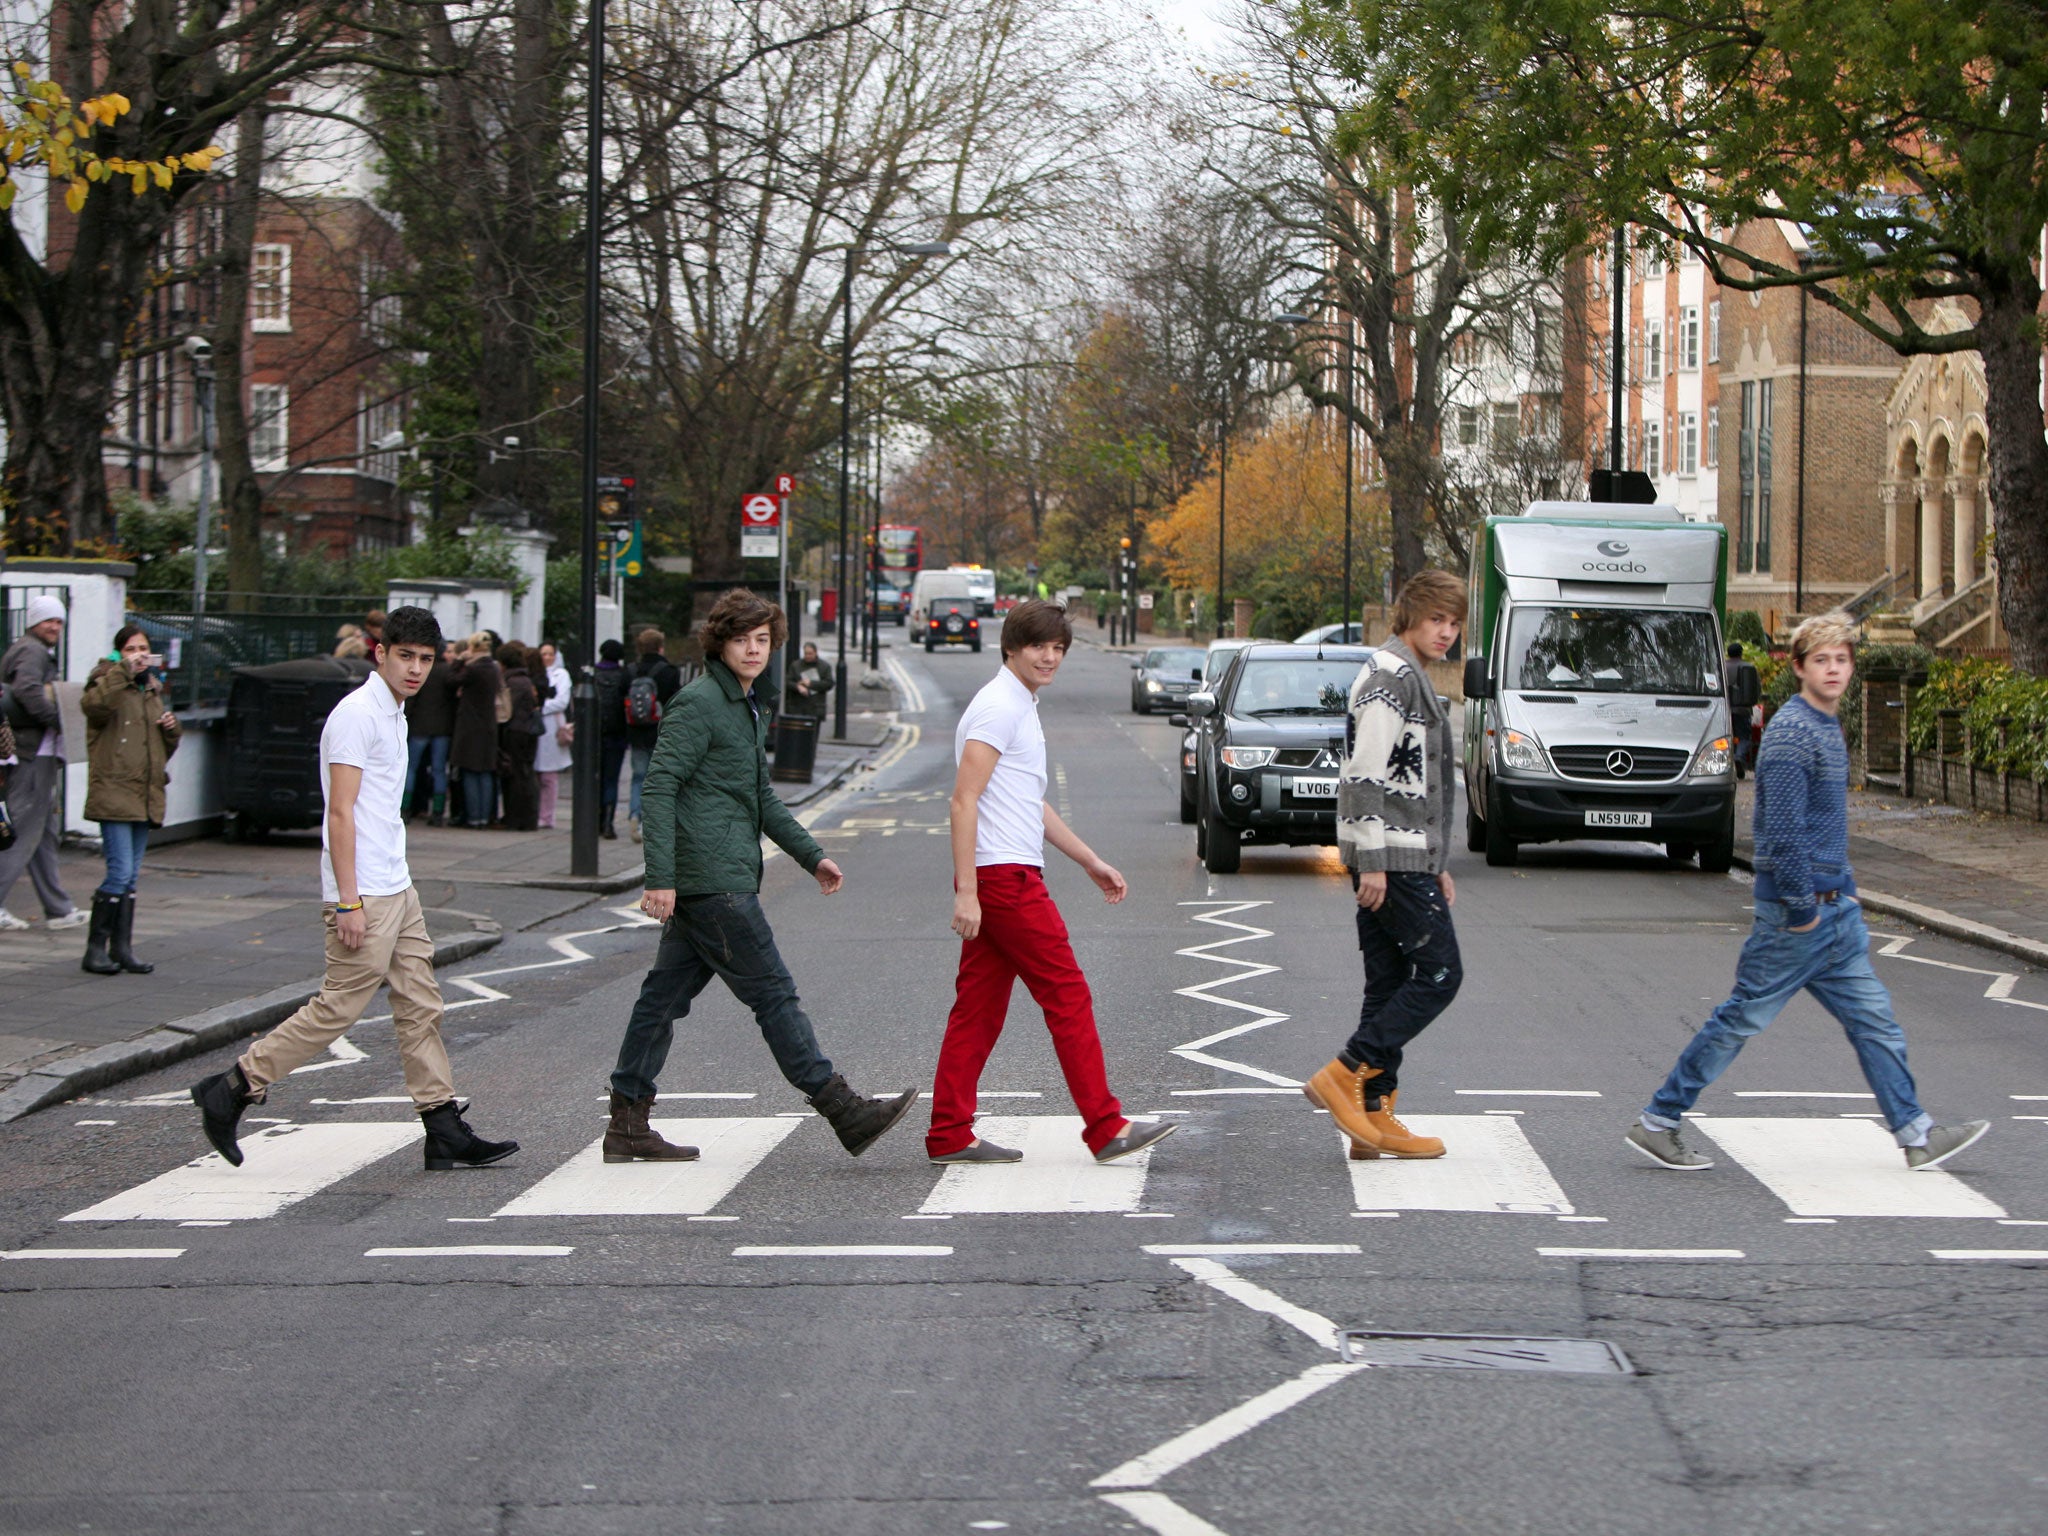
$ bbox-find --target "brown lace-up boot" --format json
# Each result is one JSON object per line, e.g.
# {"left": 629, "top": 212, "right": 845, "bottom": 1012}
{"left": 1348, "top": 1089, "right": 1445, "bottom": 1160}
{"left": 602, "top": 1092, "right": 699, "bottom": 1162}
{"left": 1302, "top": 1058, "right": 1384, "bottom": 1151}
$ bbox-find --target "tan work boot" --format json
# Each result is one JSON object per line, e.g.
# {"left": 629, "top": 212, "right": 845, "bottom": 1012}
{"left": 1348, "top": 1090, "right": 1444, "bottom": 1160}
{"left": 1303, "top": 1058, "right": 1385, "bottom": 1151}
{"left": 603, "top": 1092, "right": 699, "bottom": 1162}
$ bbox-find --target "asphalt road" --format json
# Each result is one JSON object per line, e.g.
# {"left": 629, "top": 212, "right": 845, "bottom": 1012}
{"left": 4, "top": 639, "right": 2045, "bottom": 1536}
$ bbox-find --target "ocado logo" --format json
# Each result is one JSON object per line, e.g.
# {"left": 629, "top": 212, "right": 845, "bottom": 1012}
{"left": 1582, "top": 558, "right": 1649, "bottom": 573}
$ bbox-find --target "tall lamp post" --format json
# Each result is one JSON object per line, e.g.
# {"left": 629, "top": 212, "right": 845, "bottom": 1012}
{"left": 1277, "top": 309, "right": 1356, "bottom": 634}
{"left": 570, "top": 0, "right": 607, "bottom": 878}
{"left": 830, "top": 239, "right": 952, "bottom": 741}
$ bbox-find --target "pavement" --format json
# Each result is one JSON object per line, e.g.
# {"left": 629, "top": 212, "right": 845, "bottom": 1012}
{"left": 4, "top": 639, "right": 2046, "bottom": 1535}
{"left": 0, "top": 677, "right": 901, "bottom": 1119}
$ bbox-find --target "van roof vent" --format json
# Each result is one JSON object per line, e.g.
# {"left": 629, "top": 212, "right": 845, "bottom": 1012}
{"left": 1519, "top": 501, "right": 1686, "bottom": 523}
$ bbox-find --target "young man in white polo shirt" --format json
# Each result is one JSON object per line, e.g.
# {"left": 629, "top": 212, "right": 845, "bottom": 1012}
{"left": 190, "top": 608, "right": 518, "bottom": 1172}
{"left": 927, "top": 599, "right": 1175, "bottom": 1166}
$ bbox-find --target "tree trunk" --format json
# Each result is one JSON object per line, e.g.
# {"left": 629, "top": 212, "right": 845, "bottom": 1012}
{"left": 214, "top": 100, "right": 272, "bottom": 604}
{"left": 1382, "top": 426, "right": 1432, "bottom": 589}
{"left": 1976, "top": 284, "right": 2048, "bottom": 676}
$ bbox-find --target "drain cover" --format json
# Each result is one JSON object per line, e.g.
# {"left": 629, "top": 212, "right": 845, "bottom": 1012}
{"left": 1336, "top": 1330, "right": 1634, "bottom": 1375}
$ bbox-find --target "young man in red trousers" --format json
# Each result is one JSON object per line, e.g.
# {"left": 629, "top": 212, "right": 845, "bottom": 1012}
{"left": 927, "top": 599, "right": 1176, "bottom": 1166}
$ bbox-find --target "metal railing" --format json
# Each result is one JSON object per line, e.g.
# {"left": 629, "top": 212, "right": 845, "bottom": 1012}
{"left": 123, "top": 592, "right": 384, "bottom": 711}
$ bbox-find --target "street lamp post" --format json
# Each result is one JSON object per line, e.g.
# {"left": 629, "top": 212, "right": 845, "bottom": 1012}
{"left": 186, "top": 340, "right": 216, "bottom": 710}
{"left": 832, "top": 239, "right": 952, "bottom": 741}
{"left": 570, "top": 0, "right": 606, "bottom": 879}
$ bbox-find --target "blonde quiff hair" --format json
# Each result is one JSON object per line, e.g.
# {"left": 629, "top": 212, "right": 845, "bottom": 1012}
{"left": 1389, "top": 569, "right": 1468, "bottom": 634}
{"left": 1788, "top": 611, "right": 1859, "bottom": 666}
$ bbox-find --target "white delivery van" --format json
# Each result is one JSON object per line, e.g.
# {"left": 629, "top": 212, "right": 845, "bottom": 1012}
{"left": 1462, "top": 503, "right": 1738, "bottom": 870}
{"left": 945, "top": 565, "right": 998, "bottom": 615}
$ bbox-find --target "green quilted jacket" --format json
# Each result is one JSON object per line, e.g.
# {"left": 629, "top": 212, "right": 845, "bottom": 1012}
{"left": 640, "top": 658, "right": 825, "bottom": 895}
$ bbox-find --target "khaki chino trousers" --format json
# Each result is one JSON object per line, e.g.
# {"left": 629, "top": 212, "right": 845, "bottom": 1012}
{"left": 238, "top": 886, "right": 455, "bottom": 1107}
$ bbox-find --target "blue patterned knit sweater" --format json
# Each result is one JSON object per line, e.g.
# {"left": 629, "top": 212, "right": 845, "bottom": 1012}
{"left": 1751, "top": 694, "right": 1857, "bottom": 926}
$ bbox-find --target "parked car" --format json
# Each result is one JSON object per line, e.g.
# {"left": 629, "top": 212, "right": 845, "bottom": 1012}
{"left": 924, "top": 595, "right": 983, "bottom": 653}
{"left": 1293, "top": 622, "right": 1367, "bottom": 645}
{"left": 1200, "top": 636, "right": 1253, "bottom": 683}
{"left": 1130, "top": 645, "right": 1207, "bottom": 715}
{"left": 867, "top": 582, "right": 909, "bottom": 626}
{"left": 1176, "top": 642, "right": 1378, "bottom": 874}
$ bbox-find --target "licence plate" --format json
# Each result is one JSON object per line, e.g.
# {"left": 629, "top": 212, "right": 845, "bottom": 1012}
{"left": 1291, "top": 777, "right": 1338, "bottom": 799}
{"left": 1584, "top": 810, "right": 1652, "bottom": 828}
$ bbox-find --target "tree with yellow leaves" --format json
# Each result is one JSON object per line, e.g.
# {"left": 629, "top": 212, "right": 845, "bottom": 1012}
{"left": 0, "top": 69, "right": 222, "bottom": 215}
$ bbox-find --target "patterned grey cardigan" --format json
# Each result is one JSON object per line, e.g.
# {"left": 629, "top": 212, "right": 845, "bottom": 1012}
{"left": 1337, "top": 637, "right": 1451, "bottom": 875}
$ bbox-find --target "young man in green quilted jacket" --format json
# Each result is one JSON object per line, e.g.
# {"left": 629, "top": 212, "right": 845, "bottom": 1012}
{"left": 602, "top": 588, "right": 917, "bottom": 1163}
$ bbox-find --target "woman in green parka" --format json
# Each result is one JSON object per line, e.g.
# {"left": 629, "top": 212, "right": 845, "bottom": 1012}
{"left": 79, "top": 624, "right": 180, "bottom": 976}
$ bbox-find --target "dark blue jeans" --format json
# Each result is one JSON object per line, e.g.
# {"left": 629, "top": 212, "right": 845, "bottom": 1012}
{"left": 611, "top": 892, "right": 836, "bottom": 1100}
{"left": 600, "top": 736, "right": 628, "bottom": 813}
{"left": 1342, "top": 871, "right": 1462, "bottom": 1095}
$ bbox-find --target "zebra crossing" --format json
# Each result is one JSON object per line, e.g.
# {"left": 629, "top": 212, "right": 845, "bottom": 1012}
{"left": 23, "top": 1109, "right": 2023, "bottom": 1245}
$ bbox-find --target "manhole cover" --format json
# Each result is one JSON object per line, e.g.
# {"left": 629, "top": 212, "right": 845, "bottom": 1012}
{"left": 1336, "top": 1330, "right": 1634, "bottom": 1375}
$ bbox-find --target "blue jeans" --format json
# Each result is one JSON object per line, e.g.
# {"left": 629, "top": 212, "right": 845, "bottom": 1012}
{"left": 1342, "top": 871, "right": 1462, "bottom": 1095}
{"left": 1645, "top": 897, "right": 1931, "bottom": 1144}
{"left": 97, "top": 821, "right": 150, "bottom": 896}
{"left": 629, "top": 743, "right": 654, "bottom": 820}
{"left": 611, "top": 892, "right": 835, "bottom": 1100}
{"left": 460, "top": 770, "right": 497, "bottom": 828}
{"left": 407, "top": 734, "right": 451, "bottom": 808}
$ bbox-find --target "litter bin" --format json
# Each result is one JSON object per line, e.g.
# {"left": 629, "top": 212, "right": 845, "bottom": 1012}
{"left": 771, "top": 712, "right": 819, "bottom": 784}
{"left": 222, "top": 655, "right": 375, "bottom": 838}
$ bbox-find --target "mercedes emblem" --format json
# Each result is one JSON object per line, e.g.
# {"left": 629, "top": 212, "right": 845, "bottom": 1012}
{"left": 1606, "top": 749, "right": 1635, "bottom": 777}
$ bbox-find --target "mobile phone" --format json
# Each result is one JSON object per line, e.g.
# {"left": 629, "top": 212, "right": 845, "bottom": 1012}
{"left": 143, "top": 653, "right": 166, "bottom": 672}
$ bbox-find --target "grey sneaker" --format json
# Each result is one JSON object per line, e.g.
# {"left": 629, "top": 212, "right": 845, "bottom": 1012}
{"left": 1905, "top": 1120, "right": 1989, "bottom": 1171}
{"left": 1094, "top": 1119, "right": 1177, "bottom": 1164}
{"left": 0, "top": 909, "right": 30, "bottom": 932}
{"left": 929, "top": 1138, "right": 1022, "bottom": 1165}
{"left": 45, "top": 908, "right": 88, "bottom": 931}
{"left": 1624, "top": 1121, "right": 1713, "bottom": 1170}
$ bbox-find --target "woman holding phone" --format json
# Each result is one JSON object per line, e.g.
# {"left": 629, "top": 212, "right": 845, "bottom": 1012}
{"left": 79, "top": 624, "right": 180, "bottom": 975}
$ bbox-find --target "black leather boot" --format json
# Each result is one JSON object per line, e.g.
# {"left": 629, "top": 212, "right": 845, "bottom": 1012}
{"left": 110, "top": 892, "right": 153, "bottom": 974}
{"left": 602, "top": 1091, "right": 698, "bottom": 1162}
{"left": 190, "top": 1063, "right": 255, "bottom": 1166}
{"left": 600, "top": 807, "right": 618, "bottom": 840}
{"left": 80, "top": 892, "right": 120, "bottom": 975}
{"left": 418, "top": 1100, "right": 520, "bottom": 1171}
{"left": 807, "top": 1074, "right": 918, "bottom": 1157}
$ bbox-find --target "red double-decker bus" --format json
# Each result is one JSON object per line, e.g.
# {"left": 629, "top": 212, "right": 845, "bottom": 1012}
{"left": 877, "top": 524, "right": 924, "bottom": 578}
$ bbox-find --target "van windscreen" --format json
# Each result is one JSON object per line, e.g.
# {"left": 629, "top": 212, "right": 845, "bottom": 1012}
{"left": 1505, "top": 608, "right": 1722, "bottom": 696}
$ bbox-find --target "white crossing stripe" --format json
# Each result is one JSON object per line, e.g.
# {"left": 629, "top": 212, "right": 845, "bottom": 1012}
{"left": 733, "top": 1246, "right": 952, "bottom": 1258}
{"left": 1539, "top": 1248, "right": 1745, "bottom": 1260}
{"left": 1930, "top": 1250, "right": 2048, "bottom": 1262}
{"left": 4, "top": 1248, "right": 185, "bottom": 1260}
{"left": 1346, "top": 1115, "right": 1573, "bottom": 1214}
{"left": 60, "top": 1123, "right": 419, "bottom": 1223}
{"left": 921, "top": 1116, "right": 1155, "bottom": 1214}
{"left": 1692, "top": 1117, "right": 2006, "bottom": 1218}
{"left": 493, "top": 1118, "right": 802, "bottom": 1218}
{"left": 365, "top": 1245, "right": 572, "bottom": 1257}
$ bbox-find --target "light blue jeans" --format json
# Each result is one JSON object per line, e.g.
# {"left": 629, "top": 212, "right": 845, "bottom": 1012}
{"left": 1645, "top": 897, "right": 1931, "bottom": 1144}
{"left": 629, "top": 743, "right": 654, "bottom": 821}
{"left": 97, "top": 821, "right": 150, "bottom": 896}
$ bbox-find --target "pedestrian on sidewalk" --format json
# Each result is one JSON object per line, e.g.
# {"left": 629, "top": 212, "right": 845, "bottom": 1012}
{"left": 535, "top": 641, "right": 573, "bottom": 829}
{"left": 1627, "top": 613, "right": 1989, "bottom": 1174}
{"left": 625, "top": 628, "right": 681, "bottom": 844}
{"left": 926, "top": 599, "right": 1174, "bottom": 1167}
{"left": 189, "top": 607, "right": 518, "bottom": 1172}
{"left": 404, "top": 643, "right": 459, "bottom": 825}
{"left": 594, "top": 639, "right": 628, "bottom": 840}
{"left": 78, "top": 625, "right": 180, "bottom": 976}
{"left": 604, "top": 588, "right": 914, "bottom": 1165}
{"left": 496, "top": 641, "right": 543, "bottom": 831}
{"left": 450, "top": 631, "right": 503, "bottom": 828}
{"left": 785, "top": 641, "right": 834, "bottom": 719}
{"left": 1302, "top": 570, "right": 1467, "bottom": 1162}
{"left": 0, "top": 595, "right": 86, "bottom": 933}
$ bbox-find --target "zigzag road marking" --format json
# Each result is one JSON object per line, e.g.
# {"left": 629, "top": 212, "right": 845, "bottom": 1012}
{"left": 1171, "top": 901, "right": 1299, "bottom": 1088}
{"left": 1877, "top": 933, "right": 2048, "bottom": 1014}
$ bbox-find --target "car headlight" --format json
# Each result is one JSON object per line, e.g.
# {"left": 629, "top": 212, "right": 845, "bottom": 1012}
{"left": 1498, "top": 729, "right": 1550, "bottom": 774}
{"left": 1693, "top": 736, "right": 1734, "bottom": 776}
{"left": 1145, "top": 679, "right": 1163, "bottom": 693}
{"left": 1221, "top": 746, "right": 1276, "bottom": 769}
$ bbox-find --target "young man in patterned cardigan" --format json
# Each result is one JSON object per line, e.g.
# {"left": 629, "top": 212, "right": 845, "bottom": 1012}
{"left": 1627, "top": 613, "right": 1989, "bottom": 1172}
{"left": 1303, "top": 570, "right": 1466, "bottom": 1161}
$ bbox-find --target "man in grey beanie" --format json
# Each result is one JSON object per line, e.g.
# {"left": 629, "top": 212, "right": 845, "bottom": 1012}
{"left": 0, "top": 594, "right": 84, "bottom": 930}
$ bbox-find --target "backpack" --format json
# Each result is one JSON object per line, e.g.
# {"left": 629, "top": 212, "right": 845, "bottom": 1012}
{"left": 625, "top": 673, "right": 663, "bottom": 728}
{"left": 593, "top": 667, "right": 627, "bottom": 730}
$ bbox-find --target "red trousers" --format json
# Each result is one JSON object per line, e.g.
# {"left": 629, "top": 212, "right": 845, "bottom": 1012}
{"left": 927, "top": 863, "right": 1126, "bottom": 1157}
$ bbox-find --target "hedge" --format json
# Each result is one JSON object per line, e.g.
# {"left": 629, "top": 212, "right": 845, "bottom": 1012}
{"left": 1907, "top": 658, "right": 2048, "bottom": 780}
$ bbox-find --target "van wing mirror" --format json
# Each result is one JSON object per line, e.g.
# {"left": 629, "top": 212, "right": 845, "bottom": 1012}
{"left": 1463, "top": 656, "right": 1495, "bottom": 700}
{"left": 1186, "top": 693, "right": 1215, "bottom": 718}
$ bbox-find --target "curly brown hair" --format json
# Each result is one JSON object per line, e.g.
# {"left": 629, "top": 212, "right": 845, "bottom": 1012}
{"left": 698, "top": 588, "right": 788, "bottom": 657}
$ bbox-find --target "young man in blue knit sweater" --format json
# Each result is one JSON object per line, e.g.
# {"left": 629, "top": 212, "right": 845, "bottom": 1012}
{"left": 1628, "top": 613, "right": 1989, "bottom": 1172}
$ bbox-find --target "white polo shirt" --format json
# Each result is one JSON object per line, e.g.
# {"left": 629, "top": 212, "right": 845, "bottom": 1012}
{"left": 319, "top": 670, "right": 412, "bottom": 902}
{"left": 956, "top": 664, "right": 1047, "bottom": 867}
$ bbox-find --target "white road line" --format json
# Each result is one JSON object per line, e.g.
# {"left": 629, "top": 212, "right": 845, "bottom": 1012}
{"left": 883, "top": 654, "right": 925, "bottom": 715}
{"left": 1539, "top": 1248, "right": 1745, "bottom": 1260}
{"left": 1170, "top": 901, "right": 1300, "bottom": 1088}
{"left": 1169, "top": 1088, "right": 1298, "bottom": 1097}
{"left": 921, "top": 1117, "right": 1156, "bottom": 1214}
{"left": 1930, "top": 1250, "right": 2048, "bottom": 1262}
{"left": 1100, "top": 1491, "right": 1236, "bottom": 1536}
{"left": 1877, "top": 934, "right": 2048, "bottom": 1014}
{"left": 1347, "top": 1116, "right": 1574, "bottom": 1215}
{"left": 1091, "top": 1362, "right": 1365, "bottom": 1489}
{"left": 494, "top": 1118, "right": 802, "bottom": 1217}
{"left": 287, "top": 1032, "right": 367, "bottom": 1077}
{"left": 1732, "top": 1091, "right": 1875, "bottom": 1099}
{"left": 364, "top": 1246, "right": 572, "bottom": 1257}
{"left": 1167, "top": 1257, "right": 1344, "bottom": 1350}
{"left": 3, "top": 1248, "right": 185, "bottom": 1260}
{"left": 732, "top": 1246, "right": 951, "bottom": 1258}
{"left": 1692, "top": 1117, "right": 2006, "bottom": 1218}
{"left": 310, "top": 1097, "right": 414, "bottom": 1105}
{"left": 1142, "top": 1244, "right": 1360, "bottom": 1257}
{"left": 61, "top": 1123, "right": 419, "bottom": 1223}
{"left": 1454, "top": 1089, "right": 1602, "bottom": 1098}
{"left": 916, "top": 1091, "right": 1042, "bottom": 1099}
